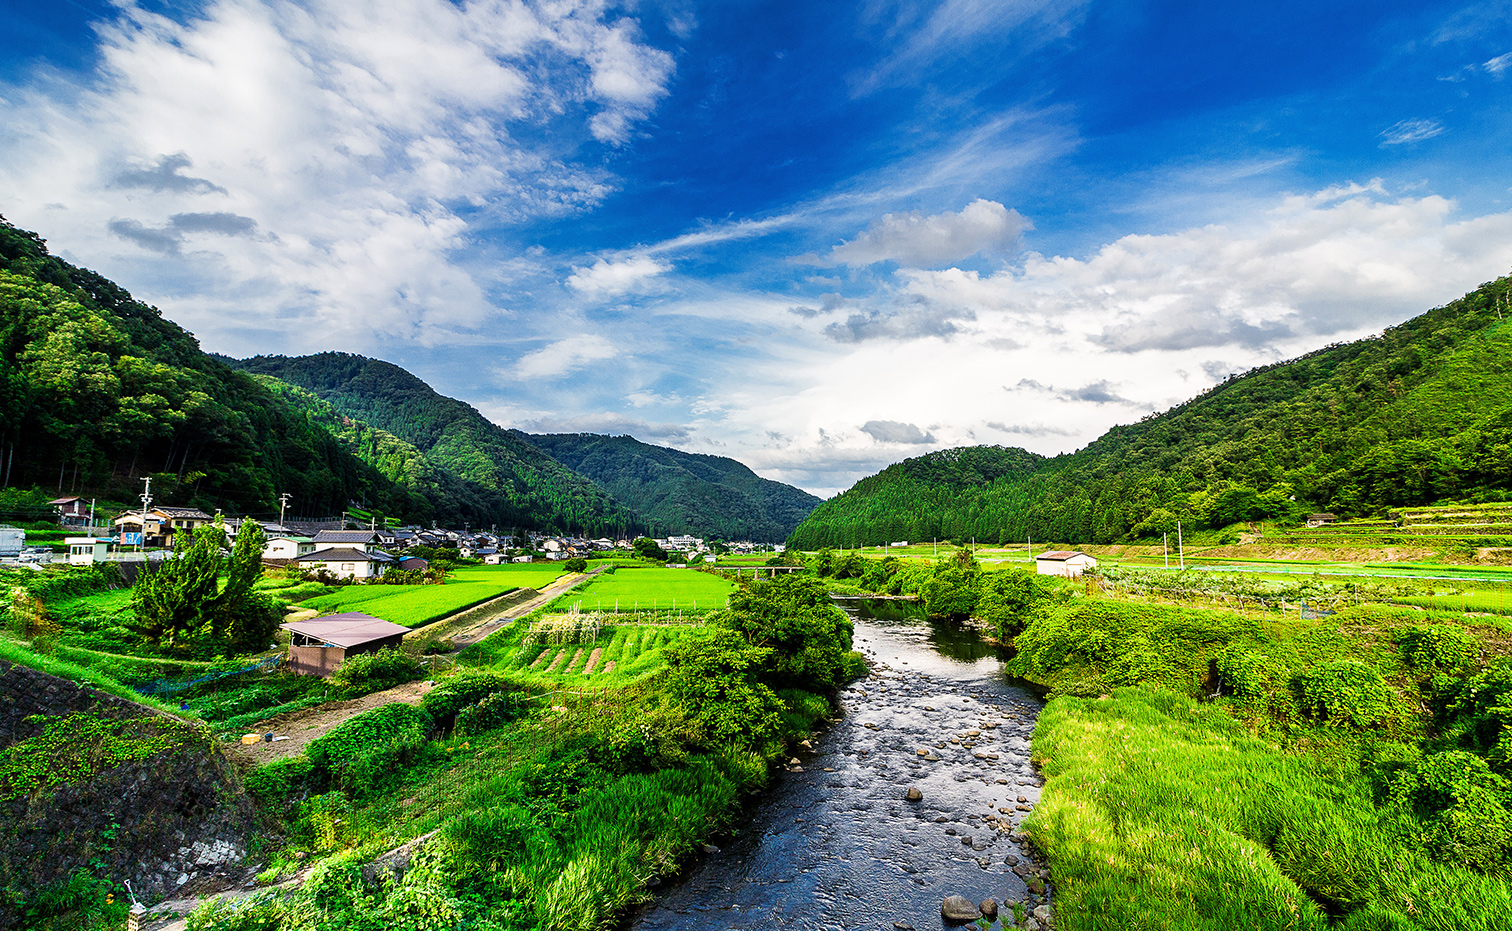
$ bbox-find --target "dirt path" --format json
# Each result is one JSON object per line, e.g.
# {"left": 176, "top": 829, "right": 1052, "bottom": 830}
{"left": 445, "top": 568, "right": 603, "bottom": 647}
{"left": 223, "top": 678, "right": 435, "bottom": 765}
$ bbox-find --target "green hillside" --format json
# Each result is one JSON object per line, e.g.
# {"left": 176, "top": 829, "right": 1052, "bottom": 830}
{"left": 0, "top": 216, "right": 426, "bottom": 519}
{"left": 527, "top": 432, "right": 821, "bottom": 541}
{"left": 227, "top": 353, "right": 644, "bottom": 535}
{"left": 791, "top": 273, "right": 1512, "bottom": 549}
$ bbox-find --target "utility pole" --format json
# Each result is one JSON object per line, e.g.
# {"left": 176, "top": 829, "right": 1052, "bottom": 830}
{"left": 1177, "top": 521, "right": 1185, "bottom": 570}
{"left": 138, "top": 476, "right": 152, "bottom": 553}
{"left": 1027, "top": 535, "right": 1033, "bottom": 564}
{"left": 278, "top": 493, "right": 291, "bottom": 531}
{"left": 1163, "top": 532, "right": 1169, "bottom": 569}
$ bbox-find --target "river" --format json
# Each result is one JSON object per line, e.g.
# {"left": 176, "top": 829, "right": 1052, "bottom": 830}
{"left": 632, "top": 602, "right": 1049, "bottom": 930}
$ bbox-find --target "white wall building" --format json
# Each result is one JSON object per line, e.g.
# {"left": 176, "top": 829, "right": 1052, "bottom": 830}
{"left": 1034, "top": 550, "right": 1098, "bottom": 579}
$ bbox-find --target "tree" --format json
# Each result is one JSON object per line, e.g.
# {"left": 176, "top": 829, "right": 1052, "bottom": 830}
{"left": 129, "top": 518, "right": 279, "bottom": 655}
{"left": 632, "top": 536, "right": 668, "bottom": 562}
{"left": 719, "top": 576, "right": 853, "bottom": 691}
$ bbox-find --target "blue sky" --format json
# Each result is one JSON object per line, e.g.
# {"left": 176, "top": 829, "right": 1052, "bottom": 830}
{"left": 2, "top": 0, "right": 1510, "bottom": 495}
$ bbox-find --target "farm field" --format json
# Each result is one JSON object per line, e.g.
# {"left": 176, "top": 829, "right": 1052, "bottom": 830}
{"left": 461, "top": 619, "right": 701, "bottom": 682}
{"left": 302, "top": 564, "right": 569, "bottom": 627}
{"left": 554, "top": 566, "right": 734, "bottom": 612}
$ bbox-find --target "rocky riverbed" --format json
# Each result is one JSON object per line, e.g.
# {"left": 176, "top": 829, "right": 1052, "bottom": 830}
{"left": 632, "top": 603, "right": 1053, "bottom": 931}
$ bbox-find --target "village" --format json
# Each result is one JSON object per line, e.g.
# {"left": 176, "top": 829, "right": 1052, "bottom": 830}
{"left": 0, "top": 493, "right": 781, "bottom": 580}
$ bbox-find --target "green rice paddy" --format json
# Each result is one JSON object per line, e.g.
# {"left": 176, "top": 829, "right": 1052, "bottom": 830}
{"left": 302, "top": 564, "right": 568, "bottom": 627}
{"left": 554, "top": 566, "right": 734, "bottom": 612}
{"left": 462, "top": 620, "right": 700, "bottom": 682}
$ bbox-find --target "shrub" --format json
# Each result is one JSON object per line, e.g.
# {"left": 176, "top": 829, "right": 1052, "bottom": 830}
{"left": 841, "top": 650, "right": 869, "bottom": 681}
{"left": 564, "top": 557, "right": 588, "bottom": 573}
{"left": 243, "top": 756, "right": 315, "bottom": 803}
{"left": 456, "top": 690, "right": 529, "bottom": 737}
{"left": 1391, "top": 750, "right": 1512, "bottom": 871}
{"left": 306, "top": 702, "right": 433, "bottom": 795}
{"left": 719, "top": 575, "right": 854, "bottom": 691}
{"left": 1400, "top": 624, "right": 1480, "bottom": 678}
{"left": 328, "top": 648, "right": 422, "bottom": 697}
{"left": 421, "top": 671, "right": 521, "bottom": 722}
{"left": 663, "top": 628, "right": 783, "bottom": 749}
{"left": 1298, "top": 660, "right": 1395, "bottom": 728}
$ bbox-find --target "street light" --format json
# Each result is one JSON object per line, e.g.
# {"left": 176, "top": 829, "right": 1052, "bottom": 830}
{"left": 278, "top": 493, "right": 292, "bottom": 531}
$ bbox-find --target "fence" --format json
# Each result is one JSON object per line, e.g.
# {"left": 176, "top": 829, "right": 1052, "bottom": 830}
{"left": 130, "top": 652, "right": 283, "bottom": 697}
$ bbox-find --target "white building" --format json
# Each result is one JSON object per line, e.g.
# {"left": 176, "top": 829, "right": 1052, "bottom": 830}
{"left": 1034, "top": 550, "right": 1098, "bottom": 579}
{"left": 293, "top": 547, "right": 395, "bottom": 580}
{"left": 65, "top": 537, "right": 108, "bottom": 565}
{"left": 262, "top": 536, "right": 315, "bottom": 560}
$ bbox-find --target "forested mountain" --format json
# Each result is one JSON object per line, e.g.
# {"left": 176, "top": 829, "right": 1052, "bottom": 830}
{"left": 527, "top": 432, "right": 821, "bottom": 541}
{"left": 791, "top": 273, "right": 1512, "bottom": 549}
{"left": 228, "top": 353, "right": 645, "bottom": 535}
{"left": 0, "top": 216, "right": 425, "bottom": 519}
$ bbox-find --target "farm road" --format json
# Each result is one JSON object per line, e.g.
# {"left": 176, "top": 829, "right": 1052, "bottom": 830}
{"left": 224, "top": 679, "right": 435, "bottom": 765}
{"left": 444, "top": 567, "right": 603, "bottom": 647}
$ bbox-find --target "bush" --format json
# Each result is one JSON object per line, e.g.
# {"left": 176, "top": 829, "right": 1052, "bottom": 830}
{"left": 841, "top": 650, "right": 868, "bottom": 681}
{"left": 456, "top": 690, "right": 529, "bottom": 737}
{"left": 421, "top": 671, "right": 520, "bottom": 722}
{"left": 1391, "top": 750, "right": 1512, "bottom": 871}
{"left": 663, "top": 629, "right": 783, "bottom": 750}
{"left": 306, "top": 702, "right": 433, "bottom": 795}
{"left": 719, "top": 575, "right": 854, "bottom": 691}
{"left": 243, "top": 756, "right": 315, "bottom": 803}
{"left": 564, "top": 557, "right": 588, "bottom": 573}
{"left": 1400, "top": 624, "right": 1480, "bottom": 678}
{"left": 327, "top": 648, "right": 422, "bottom": 697}
{"left": 1298, "top": 660, "right": 1395, "bottom": 729}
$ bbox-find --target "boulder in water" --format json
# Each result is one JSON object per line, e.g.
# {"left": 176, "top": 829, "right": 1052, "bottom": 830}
{"left": 905, "top": 786, "right": 923, "bottom": 802}
{"left": 941, "top": 895, "right": 982, "bottom": 923}
{"left": 980, "top": 899, "right": 999, "bottom": 920}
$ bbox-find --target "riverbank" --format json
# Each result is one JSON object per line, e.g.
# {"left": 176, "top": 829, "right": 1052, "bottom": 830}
{"left": 633, "top": 606, "right": 1052, "bottom": 931}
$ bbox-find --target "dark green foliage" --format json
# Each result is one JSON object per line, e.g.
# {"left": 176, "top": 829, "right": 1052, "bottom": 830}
{"left": 0, "top": 712, "right": 203, "bottom": 801}
{"left": 455, "top": 690, "right": 529, "bottom": 737}
{"left": 632, "top": 536, "right": 668, "bottom": 561}
{"left": 528, "top": 432, "right": 820, "bottom": 542}
{"left": 719, "top": 575, "right": 854, "bottom": 691}
{"left": 1390, "top": 751, "right": 1512, "bottom": 872}
{"left": 662, "top": 629, "right": 783, "bottom": 748}
{"left": 243, "top": 757, "right": 315, "bottom": 804}
{"left": 419, "top": 671, "right": 520, "bottom": 722}
{"left": 127, "top": 520, "right": 280, "bottom": 655}
{"left": 326, "top": 649, "right": 421, "bottom": 697}
{"left": 0, "top": 217, "right": 438, "bottom": 520}
{"left": 1400, "top": 624, "right": 1481, "bottom": 678}
{"left": 1297, "top": 660, "right": 1396, "bottom": 728}
{"left": 228, "top": 352, "right": 644, "bottom": 535}
{"left": 791, "top": 274, "right": 1512, "bottom": 547}
{"left": 975, "top": 568, "right": 1072, "bottom": 640}
{"left": 305, "top": 702, "right": 433, "bottom": 796}
{"left": 563, "top": 556, "right": 588, "bottom": 573}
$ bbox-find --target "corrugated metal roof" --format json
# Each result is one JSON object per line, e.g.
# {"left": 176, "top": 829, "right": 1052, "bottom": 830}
{"left": 1035, "top": 550, "right": 1090, "bottom": 560}
{"left": 281, "top": 612, "right": 409, "bottom": 647}
{"left": 314, "top": 530, "right": 380, "bottom": 543}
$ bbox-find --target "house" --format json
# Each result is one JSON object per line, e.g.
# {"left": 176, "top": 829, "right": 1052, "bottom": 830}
{"left": 511, "top": 555, "right": 533, "bottom": 563}
{"left": 293, "top": 546, "right": 395, "bottom": 580}
{"left": 281, "top": 612, "right": 409, "bottom": 676}
{"left": 50, "top": 497, "right": 92, "bottom": 528}
{"left": 312, "top": 530, "right": 381, "bottom": 551}
{"left": 1305, "top": 513, "right": 1339, "bottom": 529}
{"left": 397, "top": 556, "right": 430, "bottom": 572}
{"left": 112, "top": 506, "right": 213, "bottom": 548}
{"left": 262, "top": 536, "right": 315, "bottom": 561}
{"left": 1034, "top": 550, "right": 1098, "bottom": 579}
{"left": 65, "top": 537, "right": 108, "bottom": 565}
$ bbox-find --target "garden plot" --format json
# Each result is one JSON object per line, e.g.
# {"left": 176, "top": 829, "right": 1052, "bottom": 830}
{"left": 557, "top": 567, "right": 733, "bottom": 613}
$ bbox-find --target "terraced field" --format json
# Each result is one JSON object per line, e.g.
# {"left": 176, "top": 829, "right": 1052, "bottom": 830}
{"left": 462, "top": 621, "right": 701, "bottom": 682}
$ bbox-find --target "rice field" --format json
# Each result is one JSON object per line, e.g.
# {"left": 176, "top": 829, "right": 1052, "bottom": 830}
{"left": 302, "top": 564, "right": 569, "bottom": 627}
{"left": 556, "top": 567, "right": 735, "bottom": 613}
{"left": 464, "top": 622, "right": 700, "bottom": 681}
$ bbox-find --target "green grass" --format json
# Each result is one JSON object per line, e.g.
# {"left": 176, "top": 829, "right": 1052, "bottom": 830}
{"left": 0, "top": 638, "right": 193, "bottom": 719}
{"left": 556, "top": 567, "right": 734, "bottom": 613}
{"left": 301, "top": 565, "right": 567, "bottom": 627}
{"left": 1030, "top": 687, "right": 1512, "bottom": 930}
{"left": 461, "top": 619, "right": 699, "bottom": 682}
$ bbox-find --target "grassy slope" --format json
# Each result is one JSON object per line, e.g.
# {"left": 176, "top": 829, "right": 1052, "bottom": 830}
{"left": 302, "top": 565, "right": 567, "bottom": 627}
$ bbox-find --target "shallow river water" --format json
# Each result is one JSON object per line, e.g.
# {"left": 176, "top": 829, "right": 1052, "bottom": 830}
{"left": 632, "top": 603, "right": 1048, "bottom": 931}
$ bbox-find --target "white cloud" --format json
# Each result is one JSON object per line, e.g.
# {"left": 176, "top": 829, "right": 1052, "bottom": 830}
{"left": 1380, "top": 118, "right": 1446, "bottom": 145}
{"left": 565, "top": 254, "right": 671, "bottom": 297}
{"left": 1486, "top": 52, "right": 1512, "bottom": 75}
{"left": 0, "top": 0, "right": 676, "bottom": 353}
{"left": 827, "top": 198, "right": 1030, "bottom": 267}
{"left": 514, "top": 334, "right": 619, "bottom": 379}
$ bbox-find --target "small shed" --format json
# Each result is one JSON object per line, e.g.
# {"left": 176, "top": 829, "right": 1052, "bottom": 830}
{"left": 281, "top": 612, "right": 409, "bottom": 677}
{"left": 1035, "top": 550, "right": 1099, "bottom": 579}
{"left": 65, "top": 537, "right": 108, "bottom": 565}
{"left": 1305, "top": 513, "right": 1338, "bottom": 528}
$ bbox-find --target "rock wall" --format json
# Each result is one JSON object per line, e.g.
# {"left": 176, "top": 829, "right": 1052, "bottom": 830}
{"left": 0, "top": 661, "right": 259, "bottom": 928}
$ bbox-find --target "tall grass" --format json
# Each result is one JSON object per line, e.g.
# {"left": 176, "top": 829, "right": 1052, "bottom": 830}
{"left": 1029, "top": 687, "right": 1512, "bottom": 930}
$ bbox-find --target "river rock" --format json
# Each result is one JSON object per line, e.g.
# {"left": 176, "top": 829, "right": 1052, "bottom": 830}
{"left": 979, "top": 899, "right": 999, "bottom": 919}
{"left": 1034, "top": 904, "right": 1053, "bottom": 924}
{"left": 941, "top": 895, "right": 982, "bottom": 923}
{"left": 906, "top": 786, "right": 923, "bottom": 802}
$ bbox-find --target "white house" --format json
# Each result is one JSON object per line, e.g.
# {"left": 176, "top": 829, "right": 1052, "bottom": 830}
{"left": 1034, "top": 550, "right": 1098, "bottom": 579}
{"left": 262, "top": 536, "right": 316, "bottom": 560}
{"left": 293, "top": 547, "right": 395, "bottom": 580}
